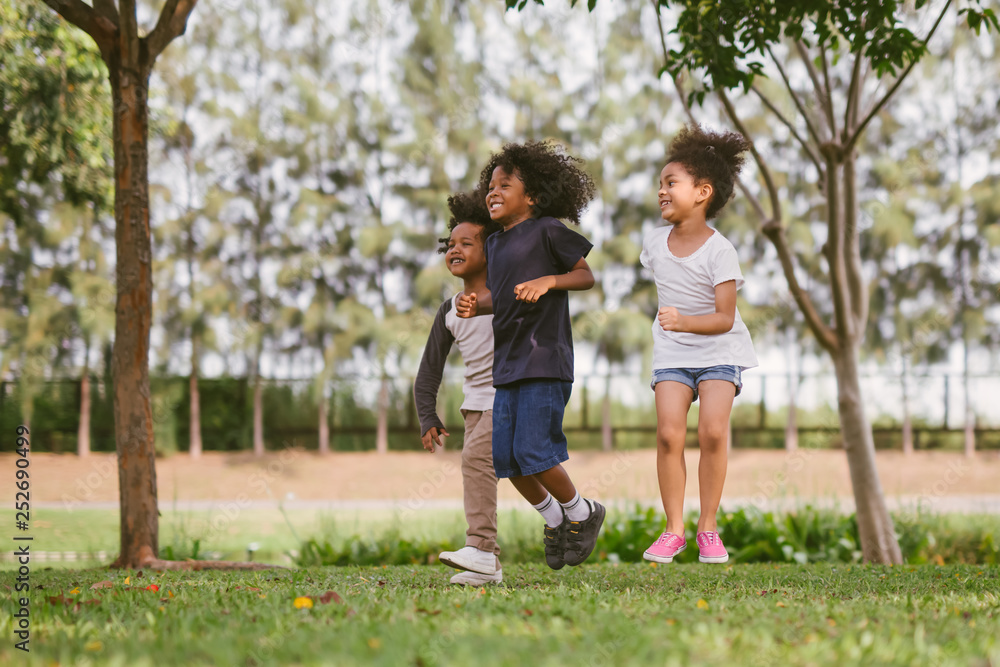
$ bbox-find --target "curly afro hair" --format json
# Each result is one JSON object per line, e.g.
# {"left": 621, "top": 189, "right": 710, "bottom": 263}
{"left": 437, "top": 190, "right": 502, "bottom": 254}
{"left": 475, "top": 141, "right": 596, "bottom": 225}
{"left": 665, "top": 124, "right": 750, "bottom": 220}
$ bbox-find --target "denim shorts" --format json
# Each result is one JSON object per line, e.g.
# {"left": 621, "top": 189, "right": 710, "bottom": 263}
{"left": 491, "top": 379, "right": 572, "bottom": 479}
{"left": 650, "top": 365, "right": 742, "bottom": 400}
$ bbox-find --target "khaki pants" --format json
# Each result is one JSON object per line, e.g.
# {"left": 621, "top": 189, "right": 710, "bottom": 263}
{"left": 461, "top": 409, "right": 500, "bottom": 559}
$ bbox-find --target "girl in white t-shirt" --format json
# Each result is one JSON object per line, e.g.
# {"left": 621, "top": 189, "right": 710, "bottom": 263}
{"left": 638, "top": 125, "right": 758, "bottom": 566}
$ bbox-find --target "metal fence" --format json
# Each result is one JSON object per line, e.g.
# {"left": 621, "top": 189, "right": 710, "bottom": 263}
{"left": 1, "top": 372, "right": 998, "bottom": 453}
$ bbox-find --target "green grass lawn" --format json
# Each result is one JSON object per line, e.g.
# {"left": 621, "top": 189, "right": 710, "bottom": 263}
{"left": 1, "top": 564, "right": 997, "bottom": 666}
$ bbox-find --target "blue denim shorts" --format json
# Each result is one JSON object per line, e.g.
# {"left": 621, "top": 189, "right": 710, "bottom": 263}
{"left": 650, "top": 365, "right": 742, "bottom": 400}
{"left": 492, "top": 379, "right": 572, "bottom": 479}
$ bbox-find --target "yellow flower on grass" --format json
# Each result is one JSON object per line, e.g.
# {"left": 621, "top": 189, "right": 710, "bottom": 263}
{"left": 293, "top": 596, "right": 313, "bottom": 609}
{"left": 696, "top": 599, "right": 709, "bottom": 610}
{"left": 69, "top": 587, "right": 80, "bottom": 595}
{"left": 85, "top": 641, "right": 103, "bottom": 652}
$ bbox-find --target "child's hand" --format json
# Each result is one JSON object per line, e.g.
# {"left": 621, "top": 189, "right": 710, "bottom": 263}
{"left": 421, "top": 427, "right": 449, "bottom": 452}
{"left": 514, "top": 276, "right": 555, "bottom": 303}
{"left": 658, "top": 306, "right": 682, "bottom": 331}
{"left": 456, "top": 292, "right": 478, "bottom": 318}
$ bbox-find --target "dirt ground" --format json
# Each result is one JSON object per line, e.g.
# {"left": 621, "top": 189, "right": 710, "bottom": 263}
{"left": 9, "top": 448, "right": 999, "bottom": 507}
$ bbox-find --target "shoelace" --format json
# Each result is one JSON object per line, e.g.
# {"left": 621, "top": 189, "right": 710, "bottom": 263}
{"left": 655, "top": 532, "right": 680, "bottom": 547}
{"left": 700, "top": 532, "right": 719, "bottom": 545}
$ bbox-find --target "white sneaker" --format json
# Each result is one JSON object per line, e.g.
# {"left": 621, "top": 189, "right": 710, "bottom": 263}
{"left": 450, "top": 568, "right": 503, "bottom": 586}
{"left": 438, "top": 546, "right": 496, "bottom": 575}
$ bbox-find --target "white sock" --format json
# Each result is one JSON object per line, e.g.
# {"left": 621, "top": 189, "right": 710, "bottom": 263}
{"left": 560, "top": 492, "right": 591, "bottom": 522}
{"left": 532, "top": 494, "right": 564, "bottom": 528}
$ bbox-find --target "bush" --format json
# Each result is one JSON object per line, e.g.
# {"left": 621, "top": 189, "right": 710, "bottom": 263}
{"left": 294, "top": 506, "right": 997, "bottom": 567}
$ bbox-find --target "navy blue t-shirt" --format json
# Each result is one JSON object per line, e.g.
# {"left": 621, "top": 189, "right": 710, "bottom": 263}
{"left": 485, "top": 216, "right": 593, "bottom": 386}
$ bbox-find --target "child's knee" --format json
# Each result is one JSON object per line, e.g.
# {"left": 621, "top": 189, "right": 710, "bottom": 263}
{"left": 656, "top": 426, "right": 687, "bottom": 452}
{"left": 698, "top": 423, "right": 729, "bottom": 450}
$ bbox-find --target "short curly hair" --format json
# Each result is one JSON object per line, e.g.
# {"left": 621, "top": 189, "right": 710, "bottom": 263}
{"left": 665, "top": 124, "right": 750, "bottom": 220}
{"left": 475, "top": 141, "right": 596, "bottom": 225}
{"left": 437, "top": 190, "right": 502, "bottom": 254}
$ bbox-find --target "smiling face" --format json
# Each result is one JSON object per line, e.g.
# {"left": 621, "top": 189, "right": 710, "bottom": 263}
{"left": 658, "top": 162, "right": 713, "bottom": 224}
{"left": 486, "top": 166, "right": 536, "bottom": 229}
{"left": 445, "top": 222, "right": 488, "bottom": 279}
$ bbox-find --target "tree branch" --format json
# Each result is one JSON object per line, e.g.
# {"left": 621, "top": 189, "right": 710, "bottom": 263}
{"left": 847, "top": 0, "right": 953, "bottom": 149}
{"left": 735, "top": 178, "right": 768, "bottom": 223}
{"left": 146, "top": 0, "right": 199, "bottom": 62}
{"left": 797, "top": 39, "right": 834, "bottom": 136}
{"left": 843, "top": 153, "right": 868, "bottom": 337}
{"left": 718, "top": 89, "right": 782, "bottom": 223}
{"left": 652, "top": 0, "right": 697, "bottom": 126}
{"left": 843, "top": 46, "right": 864, "bottom": 140}
{"left": 40, "top": 0, "right": 116, "bottom": 53}
{"left": 818, "top": 42, "right": 837, "bottom": 136}
{"left": 750, "top": 84, "right": 825, "bottom": 175}
{"left": 765, "top": 44, "right": 826, "bottom": 147}
{"left": 824, "top": 155, "right": 853, "bottom": 342}
{"left": 763, "top": 223, "right": 839, "bottom": 353}
{"left": 93, "top": 0, "right": 118, "bottom": 26}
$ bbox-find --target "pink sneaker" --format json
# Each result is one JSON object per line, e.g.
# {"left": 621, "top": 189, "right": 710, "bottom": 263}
{"left": 643, "top": 531, "right": 687, "bottom": 563}
{"left": 696, "top": 531, "right": 729, "bottom": 563}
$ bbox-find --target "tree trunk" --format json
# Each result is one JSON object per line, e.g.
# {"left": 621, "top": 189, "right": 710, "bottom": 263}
{"left": 832, "top": 343, "right": 901, "bottom": 564}
{"left": 375, "top": 375, "right": 389, "bottom": 454}
{"left": 601, "top": 374, "right": 613, "bottom": 452}
{"left": 253, "top": 373, "right": 264, "bottom": 456}
{"left": 78, "top": 372, "right": 91, "bottom": 457}
{"left": 900, "top": 358, "right": 913, "bottom": 456}
{"left": 189, "top": 334, "right": 202, "bottom": 459}
{"left": 318, "top": 392, "right": 330, "bottom": 455}
{"left": 109, "top": 59, "right": 159, "bottom": 569}
{"left": 963, "top": 341, "right": 975, "bottom": 458}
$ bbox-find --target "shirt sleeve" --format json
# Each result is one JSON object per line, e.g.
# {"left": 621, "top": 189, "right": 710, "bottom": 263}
{"left": 542, "top": 217, "right": 593, "bottom": 273}
{"left": 413, "top": 299, "right": 456, "bottom": 436}
{"left": 710, "top": 239, "right": 745, "bottom": 290}
{"left": 639, "top": 232, "right": 652, "bottom": 269}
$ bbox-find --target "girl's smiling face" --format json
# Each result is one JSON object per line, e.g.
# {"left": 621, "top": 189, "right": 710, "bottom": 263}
{"left": 486, "top": 166, "right": 536, "bottom": 228}
{"left": 658, "top": 161, "right": 713, "bottom": 224}
{"left": 445, "top": 222, "right": 487, "bottom": 278}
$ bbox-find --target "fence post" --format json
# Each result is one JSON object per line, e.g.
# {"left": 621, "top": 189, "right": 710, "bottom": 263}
{"left": 943, "top": 374, "right": 949, "bottom": 430}
{"left": 759, "top": 375, "right": 766, "bottom": 429}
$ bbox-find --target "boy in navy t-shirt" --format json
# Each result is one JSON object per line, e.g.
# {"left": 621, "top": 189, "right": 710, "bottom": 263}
{"left": 457, "top": 141, "right": 606, "bottom": 570}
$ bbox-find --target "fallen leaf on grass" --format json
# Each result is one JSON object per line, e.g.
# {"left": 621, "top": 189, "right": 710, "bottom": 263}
{"left": 47, "top": 595, "right": 70, "bottom": 606}
{"left": 70, "top": 587, "right": 81, "bottom": 595}
{"left": 145, "top": 584, "right": 160, "bottom": 592}
{"left": 168, "top": 590, "right": 175, "bottom": 598}
{"left": 775, "top": 601, "right": 786, "bottom": 608}
{"left": 696, "top": 599, "right": 709, "bottom": 610}
{"left": 90, "top": 581, "right": 113, "bottom": 590}
{"left": 522, "top": 609, "right": 534, "bottom": 617}
{"left": 84, "top": 641, "right": 103, "bottom": 652}
{"left": 417, "top": 608, "right": 442, "bottom": 615}
{"left": 666, "top": 619, "right": 676, "bottom": 626}
{"left": 319, "top": 591, "right": 342, "bottom": 604}
{"left": 123, "top": 577, "right": 130, "bottom": 586}
{"left": 293, "top": 597, "right": 314, "bottom": 609}
{"left": 368, "top": 638, "right": 381, "bottom": 650}
{"left": 234, "top": 586, "right": 262, "bottom": 592}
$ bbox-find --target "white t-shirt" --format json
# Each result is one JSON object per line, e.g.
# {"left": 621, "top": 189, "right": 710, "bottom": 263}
{"left": 639, "top": 226, "right": 758, "bottom": 371}
{"left": 444, "top": 293, "right": 496, "bottom": 411}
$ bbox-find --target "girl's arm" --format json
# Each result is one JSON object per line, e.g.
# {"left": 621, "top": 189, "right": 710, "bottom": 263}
{"left": 514, "top": 257, "right": 594, "bottom": 303}
{"left": 659, "top": 280, "right": 737, "bottom": 335}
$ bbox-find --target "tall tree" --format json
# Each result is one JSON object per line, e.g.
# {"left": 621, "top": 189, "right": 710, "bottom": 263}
{"left": 37, "top": 0, "right": 199, "bottom": 568}
{"left": 1, "top": 0, "right": 114, "bottom": 454}
{"left": 516, "top": 0, "right": 997, "bottom": 562}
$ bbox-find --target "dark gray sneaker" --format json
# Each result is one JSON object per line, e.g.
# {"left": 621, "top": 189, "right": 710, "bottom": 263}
{"left": 563, "top": 500, "right": 605, "bottom": 566}
{"left": 543, "top": 518, "right": 567, "bottom": 570}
